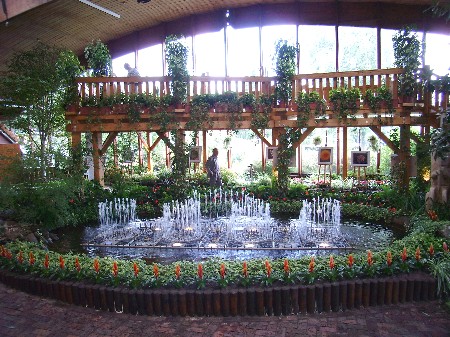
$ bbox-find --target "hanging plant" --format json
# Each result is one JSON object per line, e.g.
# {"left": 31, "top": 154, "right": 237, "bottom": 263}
{"left": 84, "top": 40, "right": 112, "bottom": 77}
{"left": 274, "top": 40, "right": 298, "bottom": 106}
{"left": 329, "top": 87, "right": 361, "bottom": 121}
{"left": 251, "top": 94, "right": 274, "bottom": 130}
{"left": 165, "top": 35, "right": 189, "bottom": 106}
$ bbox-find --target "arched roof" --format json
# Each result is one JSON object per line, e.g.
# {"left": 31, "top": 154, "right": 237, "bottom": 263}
{"left": 0, "top": 0, "right": 448, "bottom": 72}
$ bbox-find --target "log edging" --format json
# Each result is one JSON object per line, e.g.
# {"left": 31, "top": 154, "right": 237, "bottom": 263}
{"left": 0, "top": 270, "right": 437, "bottom": 316}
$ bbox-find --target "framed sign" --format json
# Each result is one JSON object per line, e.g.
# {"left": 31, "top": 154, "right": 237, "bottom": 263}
{"left": 351, "top": 151, "right": 370, "bottom": 167}
{"left": 189, "top": 146, "right": 202, "bottom": 163}
{"left": 318, "top": 147, "right": 333, "bottom": 165}
{"left": 266, "top": 147, "right": 277, "bottom": 161}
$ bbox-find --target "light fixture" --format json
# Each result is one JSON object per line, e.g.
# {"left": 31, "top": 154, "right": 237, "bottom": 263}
{"left": 79, "top": 0, "right": 120, "bottom": 18}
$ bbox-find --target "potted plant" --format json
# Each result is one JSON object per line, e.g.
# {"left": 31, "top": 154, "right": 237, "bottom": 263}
{"left": 239, "top": 93, "right": 257, "bottom": 112}
{"left": 313, "top": 136, "right": 322, "bottom": 146}
{"left": 165, "top": 35, "right": 189, "bottom": 108}
{"left": 84, "top": 40, "right": 112, "bottom": 77}
{"left": 274, "top": 39, "right": 298, "bottom": 107}
{"left": 329, "top": 87, "right": 361, "bottom": 120}
{"left": 392, "top": 26, "right": 422, "bottom": 103}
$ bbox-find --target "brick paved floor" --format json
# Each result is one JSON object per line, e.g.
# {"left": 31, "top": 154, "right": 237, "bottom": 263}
{"left": 0, "top": 283, "right": 448, "bottom": 337}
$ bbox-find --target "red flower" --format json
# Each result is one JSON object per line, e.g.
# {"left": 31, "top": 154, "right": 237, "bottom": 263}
{"left": 429, "top": 243, "right": 434, "bottom": 257}
{"left": 386, "top": 251, "right": 392, "bottom": 267}
{"left": 69, "top": 199, "right": 74, "bottom": 204}
{"left": 75, "top": 257, "right": 81, "bottom": 272}
{"left": 308, "top": 257, "right": 315, "bottom": 273}
{"left": 283, "top": 259, "right": 289, "bottom": 275}
{"left": 242, "top": 261, "right": 248, "bottom": 278}
{"left": 133, "top": 262, "right": 139, "bottom": 277}
{"left": 443, "top": 242, "right": 448, "bottom": 253}
{"left": 155, "top": 200, "right": 159, "bottom": 204}
{"left": 415, "top": 247, "right": 421, "bottom": 261}
{"left": 29, "top": 252, "right": 35, "bottom": 266}
{"left": 401, "top": 247, "right": 407, "bottom": 262}
{"left": 265, "top": 260, "right": 271, "bottom": 278}
{"left": 112, "top": 261, "right": 118, "bottom": 277}
{"left": 59, "top": 255, "right": 65, "bottom": 269}
{"left": 347, "top": 254, "right": 354, "bottom": 268}
{"left": 367, "top": 250, "right": 373, "bottom": 266}
{"left": 329, "top": 255, "right": 335, "bottom": 270}
{"left": 283, "top": 197, "right": 287, "bottom": 201}
{"left": 175, "top": 264, "right": 181, "bottom": 280}
{"left": 153, "top": 263, "right": 159, "bottom": 279}
{"left": 197, "top": 263, "right": 203, "bottom": 280}
{"left": 220, "top": 263, "right": 226, "bottom": 279}
{"left": 93, "top": 258, "right": 100, "bottom": 273}
{"left": 17, "top": 251, "right": 23, "bottom": 264}
{"left": 44, "top": 254, "right": 49, "bottom": 269}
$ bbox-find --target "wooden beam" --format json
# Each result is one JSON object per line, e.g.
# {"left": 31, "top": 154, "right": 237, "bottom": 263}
{"left": 369, "top": 126, "right": 399, "bottom": 153}
{"left": 251, "top": 128, "right": 272, "bottom": 147}
{"left": 138, "top": 133, "right": 150, "bottom": 152}
{"left": 92, "top": 132, "right": 104, "bottom": 186}
{"left": 98, "top": 132, "right": 118, "bottom": 156}
{"left": 292, "top": 127, "right": 315, "bottom": 149}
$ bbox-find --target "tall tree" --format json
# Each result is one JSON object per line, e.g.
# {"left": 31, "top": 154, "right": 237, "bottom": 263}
{"left": 0, "top": 43, "right": 82, "bottom": 178}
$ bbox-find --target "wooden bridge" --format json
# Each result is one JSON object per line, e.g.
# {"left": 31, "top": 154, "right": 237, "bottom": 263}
{"left": 66, "top": 67, "right": 448, "bottom": 184}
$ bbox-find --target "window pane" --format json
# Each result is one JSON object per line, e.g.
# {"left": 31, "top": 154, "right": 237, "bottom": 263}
{"left": 381, "top": 29, "right": 395, "bottom": 69}
{"left": 227, "top": 26, "right": 260, "bottom": 76}
{"left": 112, "top": 53, "right": 135, "bottom": 77}
{"left": 138, "top": 44, "right": 163, "bottom": 76}
{"left": 194, "top": 29, "right": 226, "bottom": 76}
{"left": 261, "top": 25, "right": 297, "bottom": 76}
{"left": 299, "top": 25, "right": 336, "bottom": 73}
{"left": 338, "top": 27, "right": 377, "bottom": 71}
{"left": 426, "top": 32, "right": 450, "bottom": 75}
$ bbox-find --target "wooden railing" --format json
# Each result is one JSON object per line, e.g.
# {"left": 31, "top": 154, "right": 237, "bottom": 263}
{"left": 71, "top": 67, "right": 448, "bottom": 125}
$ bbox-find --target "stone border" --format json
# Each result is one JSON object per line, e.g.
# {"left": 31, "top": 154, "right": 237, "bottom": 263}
{"left": 0, "top": 270, "right": 437, "bottom": 316}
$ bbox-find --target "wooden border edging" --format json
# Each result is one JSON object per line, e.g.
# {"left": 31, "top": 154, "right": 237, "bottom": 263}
{"left": 0, "top": 270, "right": 437, "bottom": 316}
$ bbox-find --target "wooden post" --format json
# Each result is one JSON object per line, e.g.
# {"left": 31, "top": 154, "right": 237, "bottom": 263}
{"left": 202, "top": 130, "right": 207, "bottom": 172}
{"left": 336, "top": 127, "right": 340, "bottom": 175}
{"left": 92, "top": 132, "right": 104, "bottom": 185}
{"left": 342, "top": 127, "right": 348, "bottom": 178}
{"left": 146, "top": 132, "right": 152, "bottom": 173}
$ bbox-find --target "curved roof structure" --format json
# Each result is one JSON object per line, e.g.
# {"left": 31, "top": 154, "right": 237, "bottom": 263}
{"left": 0, "top": 0, "right": 448, "bottom": 72}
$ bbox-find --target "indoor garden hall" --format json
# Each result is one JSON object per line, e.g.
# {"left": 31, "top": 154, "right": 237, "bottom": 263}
{"left": 0, "top": 0, "right": 449, "bottom": 336}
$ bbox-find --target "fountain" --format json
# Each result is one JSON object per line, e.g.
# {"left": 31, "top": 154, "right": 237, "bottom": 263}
{"left": 83, "top": 191, "right": 395, "bottom": 262}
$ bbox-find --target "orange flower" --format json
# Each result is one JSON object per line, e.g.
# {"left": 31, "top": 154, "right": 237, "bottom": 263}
{"left": 29, "top": 252, "right": 35, "bottom": 266}
{"left": 5, "top": 249, "right": 12, "bottom": 260}
{"left": 443, "top": 242, "right": 448, "bottom": 253}
{"left": 75, "top": 257, "right": 81, "bottom": 273}
{"left": 415, "top": 247, "right": 421, "bottom": 261}
{"left": 329, "top": 255, "right": 335, "bottom": 270}
{"left": 308, "top": 257, "right": 315, "bottom": 273}
{"left": 44, "top": 254, "right": 49, "bottom": 269}
{"left": 112, "top": 261, "right": 118, "bottom": 277}
{"left": 265, "top": 260, "right": 271, "bottom": 278}
{"left": 429, "top": 243, "right": 434, "bottom": 257}
{"left": 197, "top": 263, "right": 203, "bottom": 280}
{"left": 17, "top": 251, "right": 23, "bottom": 264}
{"left": 59, "top": 255, "right": 65, "bottom": 269}
{"left": 283, "top": 259, "right": 289, "bottom": 275}
{"left": 347, "top": 254, "right": 354, "bottom": 268}
{"left": 386, "top": 251, "right": 392, "bottom": 267}
{"left": 219, "top": 263, "right": 226, "bottom": 279}
{"left": 153, "top": 263, "right": 159, "bottom": 279}
{"left": 133, "top": 262, "right": 139, "bottom": 277}
{"left": 367, "top": 250, "right": 373, "bottom": 266}
{"left": 93, "top": 258, "right": 100, "bottom": 273}
{"left": 401, "top": 247, "right": 407, "bottom": 262}
{"left": 242, "top": 261, "right": 248, "bottom": 278}
{"left": 175, "top": 264, "right": 181, "bottom": 280}
{"left": 0, "top": 245, "right": 5, "bottom": 257}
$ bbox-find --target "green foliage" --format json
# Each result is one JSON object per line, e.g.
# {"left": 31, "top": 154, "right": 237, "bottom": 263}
{"left": 430, "top": 109, "right": 450, "bottom": 160}
{"left": 0, "top": 43, "right": 82, "bottom": 178}
{"left": 363, "top": 85, "right": 394, "bottom": 114}
{"left": 84, "top": 40, "right": 112, "bottom": 77}
{"left": 274, "top": 40, "right": 298, "bottom": 105}
{"left": 392, "top": 26, "right": 422, "bottom": 97}
{"left": 165, "top": 35, "right": 189, "bottom": 105}
{"left": 329, "top": 87, "right": 361, "bottom": 120}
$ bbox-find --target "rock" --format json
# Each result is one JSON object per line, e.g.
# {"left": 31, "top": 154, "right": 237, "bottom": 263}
{"left": 25, "top": 233, "right": 39, "bottom": 244}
